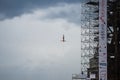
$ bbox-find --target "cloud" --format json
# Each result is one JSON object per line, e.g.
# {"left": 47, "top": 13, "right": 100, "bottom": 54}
{"left": 42, "top": 3, "right": 81, "bottom": 24}
{"left": 0, "top": 3, "right": 81, "bottom": 80}
{"left": 0, "top": 0, "right": 83, "bottom": 20}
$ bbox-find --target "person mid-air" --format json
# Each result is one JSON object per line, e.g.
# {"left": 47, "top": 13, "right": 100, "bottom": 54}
{"left": 61, "top": 34, "right": 66, "bottom": 42}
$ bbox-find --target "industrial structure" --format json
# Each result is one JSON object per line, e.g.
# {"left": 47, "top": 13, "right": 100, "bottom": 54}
{"left": 80, "top": 0, "right": 120, "bottom": 80}
{"left": 81, "top": 0, "right": 99, "bottom": 77}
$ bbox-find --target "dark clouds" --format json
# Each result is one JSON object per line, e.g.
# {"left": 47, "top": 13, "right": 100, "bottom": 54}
{"left": 0, "top": 0, "right": 82, "bottom": 20}
{"left": 44, "top": 3, "right": 81, "bottom": 24}
{"left": 0, "top": 1, "right": 82, "bottom": 80}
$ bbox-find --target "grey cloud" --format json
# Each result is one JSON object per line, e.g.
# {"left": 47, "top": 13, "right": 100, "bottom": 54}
{"left": 47, "top": 10, "right": 81, "bottom": 24}
{"left": 42, "top": 3, "right": 81, "bottom": 24}
{"left": 0, "top": 65, "right": 49, "bottom": 80}
{"left": 0, "top": 0, "right": 82, "bottom": 20}
{"left": 0, "top": 3, "right": 81, "bottom": 80}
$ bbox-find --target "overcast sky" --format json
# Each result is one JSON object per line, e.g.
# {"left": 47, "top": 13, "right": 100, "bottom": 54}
{"left": 0, "top": 0, "right": 84, "bottom": 80}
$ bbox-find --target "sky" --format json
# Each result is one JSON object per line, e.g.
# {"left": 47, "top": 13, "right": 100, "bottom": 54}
{"left": 0, "top": 0, "right": 84, "bottom": 80}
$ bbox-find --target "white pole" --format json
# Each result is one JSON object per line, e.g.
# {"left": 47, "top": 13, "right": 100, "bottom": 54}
{"left": 99, "top": 0, "right": 107, "bottom": 80}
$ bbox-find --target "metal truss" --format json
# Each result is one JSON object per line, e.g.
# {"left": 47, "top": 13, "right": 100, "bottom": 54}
{"left": 80, "top": 0, "right": 99, "bottom": 75}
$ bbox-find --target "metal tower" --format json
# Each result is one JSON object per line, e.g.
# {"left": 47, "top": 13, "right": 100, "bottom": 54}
{"left": 80, "top": 0, "right": 120, "bottom": 80}
{"left": 80, "top": 0, "right": 99, "bottom": 75}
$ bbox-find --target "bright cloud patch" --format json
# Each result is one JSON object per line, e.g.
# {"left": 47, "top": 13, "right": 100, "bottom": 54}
{"left": 0, "top": 3, "right": 81, "bottom": 80}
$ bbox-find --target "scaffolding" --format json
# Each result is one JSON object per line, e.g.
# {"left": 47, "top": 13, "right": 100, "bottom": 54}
{"left": 80, "top": 0, "right": 99, "bottom": 75}
{"left": 80, "top": 0, "right": 120, "bottom": 80}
